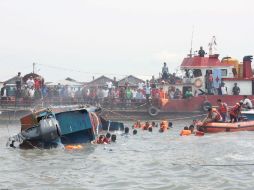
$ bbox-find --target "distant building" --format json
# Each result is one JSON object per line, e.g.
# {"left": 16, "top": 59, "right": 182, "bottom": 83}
{"left": 86, "top": 75, "right": 114, "bottom": 88}
{"left": 118, "top": 75, "right": 145, "bottom": 87}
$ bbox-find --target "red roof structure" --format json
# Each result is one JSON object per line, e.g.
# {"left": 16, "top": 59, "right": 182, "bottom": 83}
{"left": 180, "top": 56, "right": 235, "bottom": 69}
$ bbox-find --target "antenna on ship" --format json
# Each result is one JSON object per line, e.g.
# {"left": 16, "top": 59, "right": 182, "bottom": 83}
{"left": 33, "top": 62, "right": 37, "bottom": 74}
{"left": 189, "top": 26, "right": 194, "bottom": 57}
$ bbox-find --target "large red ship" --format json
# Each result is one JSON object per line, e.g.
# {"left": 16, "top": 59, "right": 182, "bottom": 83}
{"left": 149, "top": 38, "right": 254, "bottom": 116}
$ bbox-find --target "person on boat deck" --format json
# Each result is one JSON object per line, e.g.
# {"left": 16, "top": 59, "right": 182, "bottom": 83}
{"left": 217, "top": 99, "right": 228, "bottom": 122}
{"left": 198, "top": 46, "right": 206, "bottom": 57}
{"left": 220, "top": 82, "right": 228, "bottom": 95}
{"left": 184, "top": 88, "right": 193, "bottom": 99}
{"left": 232, "top": 83, "right": 240, "bottom": 95}
{"left": 202, "top": 107, "right": 222, "bottom": 125}
{"left": 180, "top": 126, "right": 192, "bottom": 136}
{"left": 242, "top": 95, "right": 253, "bottom": 109}
{"left": 162, "top": 62, "right": 169, "bottom": 80}
{"left": 229, "top": 101, "right": 243, "bottom": 122}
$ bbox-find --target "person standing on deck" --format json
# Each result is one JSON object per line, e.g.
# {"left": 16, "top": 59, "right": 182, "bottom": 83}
{"left": 217, "top": 99, "right": 228, "bottom": 122}
{"left": 162, "top": 62, "right": 169, "bottom": 80}
{"left": 220, "top": 82, "right": 228, "bottom": 95}
{"left": 229, "top": 101, "right": 243, "bottom": 122}
{"left": 145, "top": 81, "right": 151, "bottom": 104}
{"left": 232, "top": 83, "right": 240, "bottom": 95}
{"left": 198, "top": 46, "right": 206, "bottom": 57}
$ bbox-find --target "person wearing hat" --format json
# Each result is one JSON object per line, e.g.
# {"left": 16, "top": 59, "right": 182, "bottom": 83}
{"left": 229, "top": 101, "right": 243, "bottom": 122}
{"left": 202, "top": 107, "right": 222, "bottom": 125}
{"left": 232, "top": 83, "right": 240, "bottom": 95}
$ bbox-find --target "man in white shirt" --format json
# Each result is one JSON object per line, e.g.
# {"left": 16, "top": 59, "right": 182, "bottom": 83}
{"left": 26, "top": 76, "right": 35, "bottom": 89}
{"left": 220, "top": 82, "right": 228, "bottom": 95}
{"left": 243, "top": 95, "right": 253, "bottom": 109}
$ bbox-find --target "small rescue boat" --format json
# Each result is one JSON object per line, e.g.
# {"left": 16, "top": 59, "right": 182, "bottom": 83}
{"left": 197, "top": 120, "right": 254, "bottom": 133}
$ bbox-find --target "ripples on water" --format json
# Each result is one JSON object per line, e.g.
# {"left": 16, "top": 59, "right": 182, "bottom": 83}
{"left": 1, "top": 120, "right": 254, "bottom": 190}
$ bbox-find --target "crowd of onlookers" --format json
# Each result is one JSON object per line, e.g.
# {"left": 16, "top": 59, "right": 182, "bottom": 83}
{"left": 0, "top": 68, "right": 243, "bottom": 107}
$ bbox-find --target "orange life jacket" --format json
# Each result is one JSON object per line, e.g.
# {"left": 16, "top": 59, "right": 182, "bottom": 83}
{"left": 218, "top": 103, "right": 227, "bottom": 113}
{"left": 230, "top": 104, "right": 241, "bottom": 117}
{"left": 180, "top": 130, "right": 192, "bottom": 136}
{"left": 212, "top": 108, "right": 222, "bottom": 121}
{"left": 160, "top": 121, "right": 168, "bottom": 132}
{"left": 65, "top": 144, "right": 83, "bottom": 150}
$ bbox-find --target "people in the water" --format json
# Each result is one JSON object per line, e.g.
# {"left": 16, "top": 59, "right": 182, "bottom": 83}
{"left": 217, "top": 99, "right": 228, "bottom": 122}
{"left": 133, "top": 129, "right": 138, "bottom": 135}
{"left": 159, "top": 120, "right": 168, "bottom": 132}
{"left": 180, "top": 126, "right": 192, "bottom": 136}
{"left": 151, "top": 121, "right": 157, "bottom": 127}
{"left": 111, "top": 134, "right": 117, "bottom": 142}
{"left": 202, "top": 107, "right": 222, "bottom": 125}
{"left": 104, "top": 133, "right": 111, "bottom": 144}
{"left": 124, "top": 127, "right": 130, "bottom": 134}
{"left": 188, "top": 125, "right": 195, "bottom": 134}
{"left": 133, "top": 120, "right": 142, "bottom": 128}
{"left": 142, "top": 121, "right": 150, "bottom": 130}
{"left": 229, "top": 101, "right": 243, "bottom": 122}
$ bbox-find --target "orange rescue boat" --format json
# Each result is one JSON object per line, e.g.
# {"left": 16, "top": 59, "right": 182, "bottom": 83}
{"left": 197, "top": 121, "right": 254, "bottom": 133}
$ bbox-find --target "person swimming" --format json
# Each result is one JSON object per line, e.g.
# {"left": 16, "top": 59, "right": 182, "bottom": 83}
{"left": 180, "top": 126, "right": 192, "bottom": 136}
{"left": 188, "top": 125, "right": 195, "bottom": 134}
{"left": 159, "top": 120, "right": 168, "bottom": 132}
{"left": 133, "top": 129, "right": 138, "bottom": 135}
{"left": 111, "top": 134, "right": 117, "bottom": 142}
{"left": 104, "top": 133, "right": 111, "bottom": 144}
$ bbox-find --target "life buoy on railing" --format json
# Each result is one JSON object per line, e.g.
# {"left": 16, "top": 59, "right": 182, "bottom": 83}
{"left": 148, "top": 106, "right": 160, "bottom": 117}
{"left": 194, "top": 78, "right": 203, "bottom": 88}
{"left": 202, "top": 101, "right": 212, "bottom": 112}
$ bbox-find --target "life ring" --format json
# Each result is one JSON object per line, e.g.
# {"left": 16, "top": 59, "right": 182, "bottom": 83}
{"left": 148, "top": 106, "right": 159, "bottom": 117}
{"left": 202, "top": 101, "right": 212, "bottom": 111}
{"left": 194, "top": 78, "right": 203, "bottom": 88}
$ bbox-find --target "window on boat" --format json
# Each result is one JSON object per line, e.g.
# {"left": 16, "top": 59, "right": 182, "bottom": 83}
{"left": 193, "top": 69, "right": 202, "bottom": 77}
{"left": 205, "top": 70, "right": 212, "bottom": 76}
{"left": 221, "top": 69, "right": 227, "bottom": 77}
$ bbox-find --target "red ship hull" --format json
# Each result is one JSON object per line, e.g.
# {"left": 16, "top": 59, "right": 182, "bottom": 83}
{"left": 160, "top": 95, "right": 254, "bottom": 113}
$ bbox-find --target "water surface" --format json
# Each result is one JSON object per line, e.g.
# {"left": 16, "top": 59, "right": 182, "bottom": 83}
{"left": 1, "top": 120, "right": 254, "bottom": 190}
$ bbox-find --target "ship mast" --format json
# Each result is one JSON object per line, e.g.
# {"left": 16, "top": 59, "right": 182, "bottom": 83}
{"left": 189, "top": 26, "right": 194, "bottom": 57}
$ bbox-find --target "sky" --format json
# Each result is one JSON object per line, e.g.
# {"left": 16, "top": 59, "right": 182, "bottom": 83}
{"left": 0, "top": 0, "right": 253, "bottom": 82}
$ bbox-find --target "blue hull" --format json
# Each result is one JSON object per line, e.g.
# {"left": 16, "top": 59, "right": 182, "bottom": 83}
{"left": 55, "top": 109, "right": 95, "bottom": 144}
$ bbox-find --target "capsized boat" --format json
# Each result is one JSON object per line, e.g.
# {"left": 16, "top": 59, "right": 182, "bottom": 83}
{"left": 7, "top": 108, "right": 62, "bottom": 149}
{"left": 196, "top": 120, "right": 254, "bottom": 133}
{"left": 54, "top": 107, "right": 98, "bottom": 144}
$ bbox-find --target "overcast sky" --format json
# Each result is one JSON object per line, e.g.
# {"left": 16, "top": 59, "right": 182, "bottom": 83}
{"left": 0, "top": 0, "right": 253, "bottom": 82}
